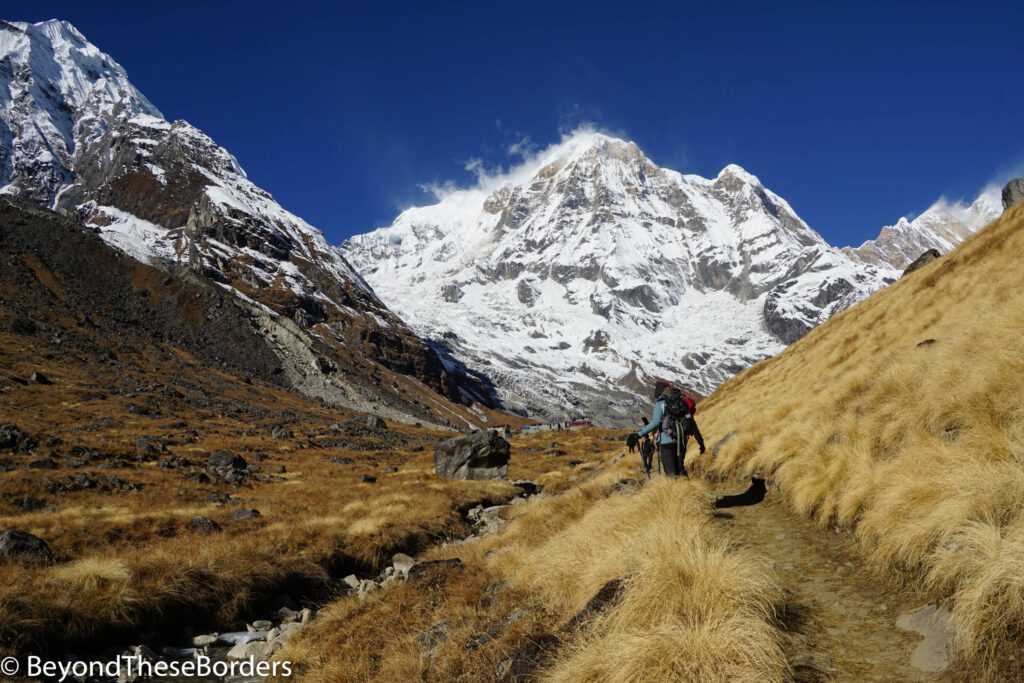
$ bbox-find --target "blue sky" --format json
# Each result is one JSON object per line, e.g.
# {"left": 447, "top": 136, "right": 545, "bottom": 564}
{"left": 18, "top": 1, "right": 1024, "bottom": 247}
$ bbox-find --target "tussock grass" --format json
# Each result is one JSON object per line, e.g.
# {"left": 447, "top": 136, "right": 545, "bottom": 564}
{"left": 281, "top": 453, "right": 789, "bottom": 682}
{"left": 692, "top": 202, "right": 1024, "bottom": 674}
{"left": 513, "top": 482, "right": 788, "bottom": 683}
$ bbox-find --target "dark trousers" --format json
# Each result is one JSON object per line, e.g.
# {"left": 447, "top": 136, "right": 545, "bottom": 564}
{"left": 659, "top": 442, "right": 687, "bottom": 478}
{"left": 682, "top": 416, "right": 705, "bottom": 454}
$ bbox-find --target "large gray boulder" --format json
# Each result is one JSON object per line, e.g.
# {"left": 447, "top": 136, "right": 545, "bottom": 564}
{"left": 0, "top": 530, "right": 54, "bottom": 565}
{"left": 434, "top": 430, "right": 510, "bottom": 480}
{"left": 1003, "top": 178, "right": 1024, "bottom": 210}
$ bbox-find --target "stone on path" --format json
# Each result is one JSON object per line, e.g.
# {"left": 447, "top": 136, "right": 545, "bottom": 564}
{"left": 896, "top": 604, "right": 961, "bottom": 673}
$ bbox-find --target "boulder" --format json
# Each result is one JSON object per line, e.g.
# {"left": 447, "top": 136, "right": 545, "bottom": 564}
{"left": 190, "top": 516, "right": 221, "bottom": 534}
{"left": 0, "top": 529, "right": 54, "bottom": 565}
{"left": 358, "top": 474, "right": 377, "bottom": 483}
{"left": 208, "top": 449, "right": 247, "bottom": 470}
{"left": 226, "top": 639, "right": 266, "bottom": 661}
{"left": 902, "top": 249, "right": 941, "bottom": 277}
{"left": 192, "top": 634, "right": 217, "bottom": 647}
{"left": 27, "top": 371, "right": 52, "bottom": 385}
{"left": 0, "top": 424, "right": 37, "bottom": 453}
{"left": 367, "top": 416, "right": 387, "bottom": 430}
{"left": 392, "top": 552, "right": 416, "bottom": 580}
{"left": 231, "top": 508, "right": 261, "bottom": 521}
{"left": 270, "top": 425, "right": 294, "bottom": 439}
{"left": 1003, "top": 177, "right": 1024, "bottom": 210}
{"left": 434, "top": 430, "right": 510, "bottom": 480}
{"left": 136, "top": 435, "right": 165, "bottom": 457}
{"left": 27, "top": 457, "right": 58, "bottom": 469}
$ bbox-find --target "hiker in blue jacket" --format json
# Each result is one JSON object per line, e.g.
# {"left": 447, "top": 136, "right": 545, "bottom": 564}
{"left": 636, "top": 381, "right": 687, "bottom": 478}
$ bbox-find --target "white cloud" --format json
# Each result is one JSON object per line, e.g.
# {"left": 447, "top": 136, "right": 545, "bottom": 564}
{"left": 418, "top": 123, "right": 632, "bottom": 202}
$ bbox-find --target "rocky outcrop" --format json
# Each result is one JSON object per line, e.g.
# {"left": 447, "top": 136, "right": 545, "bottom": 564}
{"left": 902, "top": 249, "right": 941, "bottom": 277}
{"left": 1004, "top": 178, "right": 1024, "bottom": 210}
{"left": 434, "top": 431, "right": 510, "bottom": 480}
{"left": 845, "top": 188, "right": 1000, "bottom": 269}
{"left": 0, "top": 20, "right": 497, "bottom": 426}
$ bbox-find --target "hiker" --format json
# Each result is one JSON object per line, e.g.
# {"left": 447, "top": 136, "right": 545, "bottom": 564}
{"left": 636, "top": 381, "right": 689, "bottom": 478}
{"left": 626, "top": 432, "right": 639, "bottom": 454}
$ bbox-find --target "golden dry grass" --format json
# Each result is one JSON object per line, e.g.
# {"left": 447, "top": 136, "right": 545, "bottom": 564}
{"left": 0, "top": 326, "right": 567, "bottom": 655}
{"left": 279, "top": 452, "right": 789, "bottom": 682}
{"left": 691, "top": 201, "right": 1024, "bottom": 675}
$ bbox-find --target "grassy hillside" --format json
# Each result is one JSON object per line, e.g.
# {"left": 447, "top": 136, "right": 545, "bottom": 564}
{"left": 278, "top": 433, "right": 790, "bottom": 682}
{"left": 693, "top": 201, "right": 1024, "bottom": 675}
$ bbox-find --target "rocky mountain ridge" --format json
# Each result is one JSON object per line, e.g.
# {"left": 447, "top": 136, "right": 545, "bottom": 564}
{"left": 844, "top": 189, "right": 1001, "bottom": 269}
{"left": 343, "top": 133, "right": 996, "bottom": 424}
{"left": 0, "top": 19, "right": 493, "bottom": 427}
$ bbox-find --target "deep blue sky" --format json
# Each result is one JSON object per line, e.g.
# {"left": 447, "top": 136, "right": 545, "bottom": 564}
{"left": 19, "top": 1, "right": 1024, "bottom": 247}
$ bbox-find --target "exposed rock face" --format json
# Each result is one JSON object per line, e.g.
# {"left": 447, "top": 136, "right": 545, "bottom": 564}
{"left": 845, "top": 188, "right": 1000, "bottom": 270}
{"left": 0, "top": 199, "right": 481, "bottom": 429}
{"left": 434, "top": 430, "right": 510, "bottom": 480}
{"left": 0, "top": 529, "right": 54, "bottom": 565}
{"left": 1004, "top": 178, "right": 1024, "bottom": 210}
{"left": 0, "top": 20, "right": 492, "bottom": 427}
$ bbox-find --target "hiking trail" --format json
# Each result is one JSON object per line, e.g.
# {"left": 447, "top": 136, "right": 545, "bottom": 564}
{"left": 708, "top": 483, "right": 945, "bottom": 682}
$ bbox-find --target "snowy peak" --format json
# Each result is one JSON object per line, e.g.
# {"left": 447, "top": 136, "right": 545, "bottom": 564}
{"left": 0, "top": 19, "right": 161, "bottom": 203}
{"left": 342, "top": 133, "right": 899, "bottom": 424}
{"left": 844, "top": 185, "right": 1002, "bottom": 269}
{"left": 0, "top": 18, "right": 489, "bottom": 424}
{"left": 1, "top": 19, "right": 159, "bottom": 115}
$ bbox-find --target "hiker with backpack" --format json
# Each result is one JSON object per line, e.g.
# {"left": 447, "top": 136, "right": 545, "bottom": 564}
{"left": 636, "top": 381, "right": 687, "bottom": 477}
{"left": 635, "top": 381, "right": 706, "bottom": 478}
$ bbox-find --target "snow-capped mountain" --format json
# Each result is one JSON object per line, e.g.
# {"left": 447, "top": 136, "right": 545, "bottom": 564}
{"left": 0, "top": 19, "right": 490, "bottom": 426}
{"left": 342, "top": 133, "right": 900, "bottom": 423}
{"left": 843, "top": 188, "right": 1002, "bottom": 269}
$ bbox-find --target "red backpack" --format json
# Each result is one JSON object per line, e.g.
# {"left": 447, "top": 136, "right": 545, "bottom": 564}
{"left": 683, "top": 396, "right": 696, "bottom": 414}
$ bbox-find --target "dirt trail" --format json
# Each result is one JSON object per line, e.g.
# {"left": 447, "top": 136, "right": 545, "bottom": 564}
{"left": 708, "top": 484, "right": 944, "bottom": 682}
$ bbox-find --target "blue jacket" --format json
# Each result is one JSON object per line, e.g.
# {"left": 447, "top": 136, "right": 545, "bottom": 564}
{"left": 638, "top": 399, "right": 676, "bottom": 445}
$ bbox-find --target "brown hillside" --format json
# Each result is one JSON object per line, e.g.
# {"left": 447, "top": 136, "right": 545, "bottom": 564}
{"left": 692, "top": 200, "right": 1024, "bottom": 676}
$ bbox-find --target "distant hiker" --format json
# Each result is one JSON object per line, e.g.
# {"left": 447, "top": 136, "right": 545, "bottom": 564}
{"left": 636, "top": 381, "right": 690, "bottom": 478}
{"left": 626, "top": 432, "right": 639, "bottom": 454}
